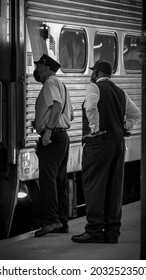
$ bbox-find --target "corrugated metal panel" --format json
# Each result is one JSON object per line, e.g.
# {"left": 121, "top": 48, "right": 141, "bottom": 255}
{"left": 27, "top": 0, "right": 142, "bottom": 31}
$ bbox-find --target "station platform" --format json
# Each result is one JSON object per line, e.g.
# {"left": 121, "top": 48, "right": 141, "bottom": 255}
{"left": 0, "top": 201, "right": 140, "bottom": 260}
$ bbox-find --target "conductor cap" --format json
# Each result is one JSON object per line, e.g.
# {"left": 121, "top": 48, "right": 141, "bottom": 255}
{"left": 89, "top": 60, "right": 112, "bottom": 75}
{"left": 34, "top": 53, "right": 61, "bottom": 73}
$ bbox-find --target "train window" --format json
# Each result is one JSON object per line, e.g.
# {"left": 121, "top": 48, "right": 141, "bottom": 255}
{"left": 124, "top": 35, "right": 141, "bottom": 71}
{"left": 59, "top": 28, "right": 87, "bottom": 72}
{"left": 93, "top": 33, "right": 117, "bottom": 72}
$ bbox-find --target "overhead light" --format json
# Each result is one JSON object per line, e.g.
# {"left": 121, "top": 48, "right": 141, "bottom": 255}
{"left": 93, "top": 43, "right": 103, "bottom": 49}
{"left": 18, "top": 184, "right": 29, "bottom": 199}
{"left": 130, "top": 38, "right": 137, "bottom": 47}
{"left": 124, "top": 45, "right": 128, "bottom": 54}
{"left": 42, "top": 24, "right": 50, "bottom": 40}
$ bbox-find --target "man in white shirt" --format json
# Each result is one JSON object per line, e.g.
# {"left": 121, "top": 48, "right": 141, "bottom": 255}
{"left": 33, "top": 54, "right": 74, "bottom": 237}
{"left": 72, "top": 60, "right": 141, "bottom": 243}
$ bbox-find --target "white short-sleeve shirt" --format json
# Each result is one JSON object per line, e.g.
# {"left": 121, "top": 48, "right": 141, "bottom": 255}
{"left": 35, "top": 75, "right": 72, "bottom": 133}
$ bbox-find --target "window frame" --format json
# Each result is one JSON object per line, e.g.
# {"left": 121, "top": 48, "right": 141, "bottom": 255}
{"left": 59, "top": 26, "right": 88, "bottom": 73}
{"left": 123, "top": 33, "right": 141, "bottom": 73}
{"left": 93, "top": 30, "right": 118, "bottom": 74}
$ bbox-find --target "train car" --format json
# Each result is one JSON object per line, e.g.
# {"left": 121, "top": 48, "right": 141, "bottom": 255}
{"left": 0, "top": 0, "right": 142, "bottom": 239}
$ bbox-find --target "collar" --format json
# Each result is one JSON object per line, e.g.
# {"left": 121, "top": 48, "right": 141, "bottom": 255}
{"left": 96, "top": 77, "right": 111, "bottom": 83}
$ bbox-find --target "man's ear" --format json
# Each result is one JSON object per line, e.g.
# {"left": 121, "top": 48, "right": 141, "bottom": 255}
{"left": 91, "top": 71, "right": 98, "bottom": 83}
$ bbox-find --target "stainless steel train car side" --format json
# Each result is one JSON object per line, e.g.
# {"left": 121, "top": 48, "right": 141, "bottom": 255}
{"left": 0, "top": 0, "right": 142, "bottom": 239}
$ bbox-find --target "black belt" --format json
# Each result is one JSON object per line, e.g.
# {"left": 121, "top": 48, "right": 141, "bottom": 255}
{"left": 53, "top": 127, "right": 67, "bottom": 132}
{"left": 40, "top": 127, "right": 66, "bottom": 137}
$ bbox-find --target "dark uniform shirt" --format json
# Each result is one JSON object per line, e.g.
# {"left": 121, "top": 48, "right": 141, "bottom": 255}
{"left": 84, "top": 77, "right": 141, "bottom": 134}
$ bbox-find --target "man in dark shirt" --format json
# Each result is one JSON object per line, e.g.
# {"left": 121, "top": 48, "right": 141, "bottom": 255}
{"left": 71, "top": 60, "right": 141, "bottom": 243}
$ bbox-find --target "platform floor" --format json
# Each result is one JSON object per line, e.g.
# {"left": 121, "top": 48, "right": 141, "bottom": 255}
{"left": 0, "top": 201, "right": 140, "bottom": 260}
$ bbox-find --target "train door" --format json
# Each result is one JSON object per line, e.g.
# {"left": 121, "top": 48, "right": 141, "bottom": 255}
{"left": 0, "top": 0, "right": 25, "bottom": 239}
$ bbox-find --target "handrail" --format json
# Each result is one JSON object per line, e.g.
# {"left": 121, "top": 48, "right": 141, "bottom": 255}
{"left": 8, "top": 82, "right": 16, "bottom": 164}
{"left": 0, "top": 82, "right": 2, "bottom": 143}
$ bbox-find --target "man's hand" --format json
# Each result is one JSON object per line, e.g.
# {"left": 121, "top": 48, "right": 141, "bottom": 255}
{"left": 83, "top": 130, "right": 107, "bottom": 140}
{"left": 42, "top": 129, "right": 52, "bottom": 146}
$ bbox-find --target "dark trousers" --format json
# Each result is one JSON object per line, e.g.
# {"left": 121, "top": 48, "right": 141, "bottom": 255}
{"left": 37, "top": 130, "right": 69, "bottom": 226}
{"left": 82, "top": 135, "right": 125, "bottom": 235}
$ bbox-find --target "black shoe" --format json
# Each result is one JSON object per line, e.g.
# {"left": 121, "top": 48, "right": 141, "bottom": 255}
{"left": 52, "top": 225, "right": 69, "bottom": 233}
{"left": 104, "top": 229, "right": 120, "bottom": 244}
{"left": 71, "top": 232, "right": 104, "bottom": 243}
{"left": 35, "top": 222, "right": 62, "bottom": 237}
{"left": 104, "top": 236, "right": 118, "bottom": 244}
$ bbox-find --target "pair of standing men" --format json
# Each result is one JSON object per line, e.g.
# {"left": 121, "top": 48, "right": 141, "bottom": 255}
{"left": 33, "top": 54, "right": 141, "bottom": 243}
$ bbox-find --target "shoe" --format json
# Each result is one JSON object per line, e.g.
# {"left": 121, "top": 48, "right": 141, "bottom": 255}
{"left": 35, "top": 222, "right": 62, "bottom": 237}
{"left": 71, "top": 232, "right": 104, "bottom": 243}
{"left": 104, "top": 236, "right": 118, "bottom": 244}
{"left": 52, "top": 225, "right": 69, "bottom": 233}
{"left": 104, "top": 229, "right": 120, "bottom": 244}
